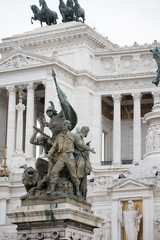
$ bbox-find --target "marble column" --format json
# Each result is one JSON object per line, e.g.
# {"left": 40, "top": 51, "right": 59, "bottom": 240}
{"left": 25, "top": 83, "right": 36, "bottom": 158}
{"left": 152, "top": 90, "right": 160, "bottom": 105}
{"left": 112, "top": 94, "right": 122, "bottom": 165}
{"left": 132, "top": 92, "right": 142, "bottom": 163}
{"left": 15, "top": 100, "right": 25, "bottom": 154}
{"left": 0, "top": 199, "right": 7, "bottom": 224}
{"left": 43, "top": 78, "right": 59, "bottom": 136}
{"left": 91, "top": 94, "right": 102, "bottom": 166}
{"left": 6, "top": 86, "right": 16, "bottom": 157}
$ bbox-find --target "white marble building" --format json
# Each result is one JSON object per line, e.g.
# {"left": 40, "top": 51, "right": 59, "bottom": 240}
{"left": 0, "top": 22, "right": 160, "bottom": 239}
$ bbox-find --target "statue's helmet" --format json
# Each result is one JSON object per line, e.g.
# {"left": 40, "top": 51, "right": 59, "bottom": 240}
{"left": 46, "top": 101, "right": 57, "bottom": 115}
{"left": 81, "top": 126, "right": 90, "bottom": 134}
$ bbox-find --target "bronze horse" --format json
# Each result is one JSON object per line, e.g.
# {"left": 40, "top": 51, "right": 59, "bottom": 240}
{"left": 39, "top": 0, "right": 58, "bottom": 25}
{"left": 31, "top": 5, "right": 49, "bottom": 27}
{"left": 73, "top": 0, "right": 85, "bottom": 23}
{"left": 59, "top": 0, "right": 74, "bottom": 22}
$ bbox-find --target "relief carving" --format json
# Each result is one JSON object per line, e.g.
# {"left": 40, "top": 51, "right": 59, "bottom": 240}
{"left": 0, "top": 55, "right": 48, "bottom": 71}
{"left": 146, "top": 125, "right": 160, "bottom": 153}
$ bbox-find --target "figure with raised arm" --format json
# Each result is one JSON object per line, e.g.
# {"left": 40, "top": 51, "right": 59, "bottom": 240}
{"left": 47, "top": 120, "right": 95, "bottom": 197}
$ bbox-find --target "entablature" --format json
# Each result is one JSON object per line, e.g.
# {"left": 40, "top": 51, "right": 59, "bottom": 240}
{"left": 0, "top": 22, "right": 116, "bottom": 56}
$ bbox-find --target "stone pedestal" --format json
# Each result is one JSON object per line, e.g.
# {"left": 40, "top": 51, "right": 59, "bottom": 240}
{"left": 7, "top": 198, "right": 103, "bottom": 240}
{"left": 143, "top": 103, "right": 160, "bottom": 160}
{"left": 130, "top": 103, "right": 160, "bottom": 178}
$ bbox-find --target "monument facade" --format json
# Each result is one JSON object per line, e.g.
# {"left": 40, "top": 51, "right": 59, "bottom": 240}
{"left": 0, "top": 21, "right": 160, "bottom": 239}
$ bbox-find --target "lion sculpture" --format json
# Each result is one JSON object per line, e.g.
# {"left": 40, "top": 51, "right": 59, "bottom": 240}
{"left": 20, "top": 165, "right": 38, "bottom": 192}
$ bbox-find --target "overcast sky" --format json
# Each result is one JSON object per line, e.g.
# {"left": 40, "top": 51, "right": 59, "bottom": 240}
{"left": 0, "top": 0, "right": 160, "bottom": 46}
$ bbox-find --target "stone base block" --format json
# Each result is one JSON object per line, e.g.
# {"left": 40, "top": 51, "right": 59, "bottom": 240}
{"left": 21, "top": 196, "right": 91, "bottom": 212}
{"left": 7, "top": 200, "right": 103, "bottom": 240}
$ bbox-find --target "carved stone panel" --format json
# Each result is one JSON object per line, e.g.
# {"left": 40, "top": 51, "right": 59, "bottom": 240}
{"left": 120, "top": 56, "right": 134, "bottom": 72}
{"left": 101, "top": 57, "right": 114, "bottom": 73}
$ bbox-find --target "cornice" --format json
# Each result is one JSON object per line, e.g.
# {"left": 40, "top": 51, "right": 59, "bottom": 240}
{"left": 95, "top": 42, "right": 160, "bottom": 56}
{"left": 0, "top": 22, "right": 116, "bottom": 53}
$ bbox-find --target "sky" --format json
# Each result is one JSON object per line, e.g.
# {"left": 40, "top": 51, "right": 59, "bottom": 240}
{"left": 0, "top": 0, "right": 160, "bottom": 46}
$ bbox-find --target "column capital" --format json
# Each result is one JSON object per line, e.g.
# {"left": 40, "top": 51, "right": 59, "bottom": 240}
{"left": 112, "top": 94, "right": 122, "bottom": 102}
{"left": 42, "top": 78, "right": 54, "bottom": 87}
{"left": 6, "top": 85, "right": 16, "bottom": 94}
{"left": 152, "top": 90, "right": 160, "bottom": 99}
{"left": 16, "top": 102, "right": 26, "bottom": 111}
{"left": 131, "top": 92, "right": 142, "bottom": 101}
{"left": 27, "top": 83, "right": 37, "bottom": 91}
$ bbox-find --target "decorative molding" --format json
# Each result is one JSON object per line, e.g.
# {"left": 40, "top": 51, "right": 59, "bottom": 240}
{"left": 0, "top": 233, "right": 17, "bottom": 240}
{"left": 88, "top": 176, "right": 113, "bottom": 194}
{"left": 0, "top": 53, "right": 50, "bottom": 71}
{"left": 97, "top": 77, "right": 154, "bottom": 93}
{"left": 108, "top": 178, "right": 154, "bottom": 193}
{"left": 0, "top": 22, "right": 115, "bottom": 54}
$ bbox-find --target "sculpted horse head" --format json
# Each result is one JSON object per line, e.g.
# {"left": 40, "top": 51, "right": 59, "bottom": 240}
{"left": 31, "top": 5, "right": 40, "bottom": 14}
{"left": 39, "top": 0, "right": 46, "bottom": 7}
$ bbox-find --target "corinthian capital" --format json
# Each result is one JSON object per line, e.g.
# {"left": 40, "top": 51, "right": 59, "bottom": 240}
{"left": 6, "top": 85, "right": 16, "bottom": 94}
{"left": 42, "top": 78, "right": 54, "bottom": 87}
{"left": 152, "top": 90, "right": 160, "bottom": 99}
{"left": 27, "top": 83, "right": 37, "bottom": 91}
{"left": 132, "top": 92, "right": 142, "bottom": 101}
{"left": 112, "top": 94, "right": 122, "bottom": 102}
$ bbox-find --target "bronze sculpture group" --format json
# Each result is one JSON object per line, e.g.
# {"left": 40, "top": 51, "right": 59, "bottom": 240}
{"left": 150, "top": 47, "right": 160, "bottom": 86}
{"left": 21, "top": 70, "right": 95, "bottom": 201}
{"left": 31, "top": 0, "right": 85, "bottom": 26}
